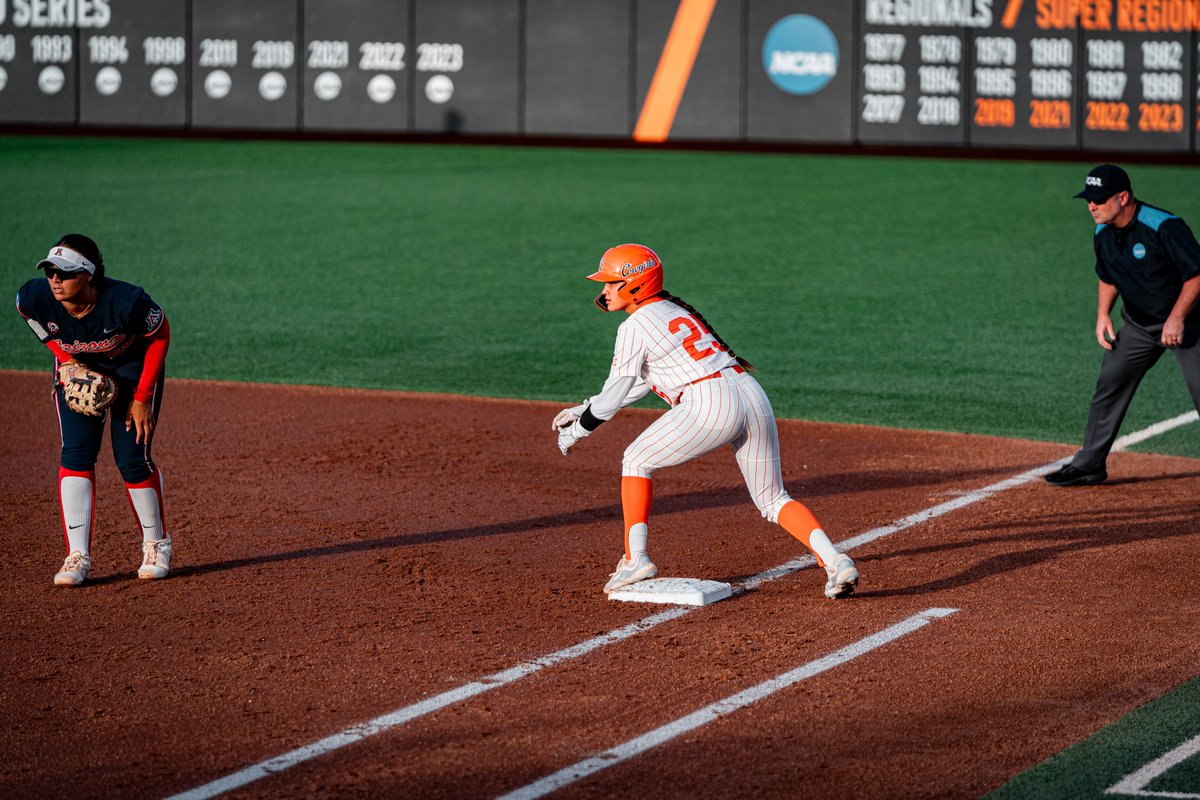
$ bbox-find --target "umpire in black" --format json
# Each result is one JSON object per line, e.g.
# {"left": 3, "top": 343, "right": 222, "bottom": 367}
{"left": 1046, "top": 164, "right": 1200, "bottom": 486}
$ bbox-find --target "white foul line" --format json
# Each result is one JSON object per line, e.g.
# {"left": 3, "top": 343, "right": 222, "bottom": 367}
{"left": 1110, "top": 410, "right": 1198, "bottom": 452}
{"left": 497, "top": 607, "right": 959, "bottom": 800}
{"left": 163, "top": 606, "right": 693, "bottom": 800}
{"left": 1106, "top": 732, "right": 1200, "bottom": 798}
{"left": 165, "top": 412, "right": 1197, "bottom": 800}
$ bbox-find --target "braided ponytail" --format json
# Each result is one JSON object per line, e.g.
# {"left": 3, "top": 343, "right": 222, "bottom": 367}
{"left": 659, "top": 292, "right": 754, "bottom": 371}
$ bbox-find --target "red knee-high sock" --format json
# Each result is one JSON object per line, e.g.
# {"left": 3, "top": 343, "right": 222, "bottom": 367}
{"left": 621, "top": 476, "right": 653, "bottom": 560}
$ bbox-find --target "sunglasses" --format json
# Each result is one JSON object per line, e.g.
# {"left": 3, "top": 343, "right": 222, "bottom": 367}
{"left": 1089, "top": 191, "right": 1127, "bottom": 206}
{"left": 43, "top": 267, "right": 86, "bottom": 281}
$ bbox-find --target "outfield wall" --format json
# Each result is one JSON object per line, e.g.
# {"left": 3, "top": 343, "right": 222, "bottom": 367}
{"left": 0, "top": 0, "right": 1197, "bottom": 154}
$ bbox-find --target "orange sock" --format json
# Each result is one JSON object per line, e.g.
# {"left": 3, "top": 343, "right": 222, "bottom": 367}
{"left": 778, "top": 500, "right": 828, "bottom": 568}
{"left": 621, "top": 476, "right": 653, "bottom": 559}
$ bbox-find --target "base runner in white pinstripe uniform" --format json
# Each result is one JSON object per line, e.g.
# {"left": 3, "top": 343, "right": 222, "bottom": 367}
{"left": 554, "top": 244, "right": 859, "bottom": 599}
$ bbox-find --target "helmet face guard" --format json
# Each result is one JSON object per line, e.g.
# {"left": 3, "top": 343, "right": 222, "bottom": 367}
{"left": 587, "top": 244, "right": 663, "bottom": 311}
{"left": 594, "top": 285, "right": 619, "bottom": 311}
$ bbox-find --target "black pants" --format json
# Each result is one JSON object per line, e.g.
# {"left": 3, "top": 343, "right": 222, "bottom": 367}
{"left": 55, "top": 371, "right": 165, "bottom": 483}
{"left": 1072, "top": 318, "right": 1200, "bottom": 471}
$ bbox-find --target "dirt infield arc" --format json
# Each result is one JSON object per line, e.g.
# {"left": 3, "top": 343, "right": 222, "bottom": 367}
{"left": 2, "top": 371, "right": 1200, "bottom": 799}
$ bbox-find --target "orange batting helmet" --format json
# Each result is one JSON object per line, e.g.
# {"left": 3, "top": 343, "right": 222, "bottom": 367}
{"left": 587, "top": 243, "right": 664, "bottom": 311}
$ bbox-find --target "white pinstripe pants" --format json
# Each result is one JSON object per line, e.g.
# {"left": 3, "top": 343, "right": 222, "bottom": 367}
{"left": 621, "top": 369, "right": 793, "bottom": 523}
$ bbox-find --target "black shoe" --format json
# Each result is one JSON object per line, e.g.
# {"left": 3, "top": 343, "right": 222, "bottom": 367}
{"left": 1045, "top": 464, "right": 1107, "bottom": 486}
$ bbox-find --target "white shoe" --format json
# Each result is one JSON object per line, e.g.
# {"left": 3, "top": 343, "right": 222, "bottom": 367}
{"left": 604, "top": 552, "right": 657, "bottom": 593}
{"left": 824, "top": 554, "right": 859, "bottom": 599}
{"left": 54, "top": 551, "right": 92, "bottom": 587}
{"left": 138, "top": 535, "right": 172, "bottom": 580}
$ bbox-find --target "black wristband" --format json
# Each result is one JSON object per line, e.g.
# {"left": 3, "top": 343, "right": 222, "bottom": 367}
{"left": 579, "top": 406, "right": 605, "bottom": 432}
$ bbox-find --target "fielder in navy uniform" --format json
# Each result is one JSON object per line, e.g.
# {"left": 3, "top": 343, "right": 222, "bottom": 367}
{"left": 15, "top": 233, "right": 173, "bottom": 585}
{"left": 1046, "top": 165, "right": 1200, "bottom": 486}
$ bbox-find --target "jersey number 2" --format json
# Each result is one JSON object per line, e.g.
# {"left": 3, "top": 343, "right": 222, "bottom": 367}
{"left": 669, "top": 316, "right": 724, "bottom": 361}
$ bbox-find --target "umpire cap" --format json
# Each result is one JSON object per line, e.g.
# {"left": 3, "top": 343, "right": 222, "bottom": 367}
{"left": 1074, "top": 164, "right": 1132, "bottom": 202}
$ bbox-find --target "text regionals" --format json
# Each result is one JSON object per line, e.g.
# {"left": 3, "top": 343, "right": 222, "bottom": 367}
{"left": 0, "top": 0, "right": 112, "bottom": 28}
{"left": 866, "top": 0, "right": 994, "bottom": 27}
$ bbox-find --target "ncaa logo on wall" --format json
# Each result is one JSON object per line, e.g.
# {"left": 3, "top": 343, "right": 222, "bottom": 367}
{"left": 762, "top": 14, "right": 838, "bottom": 95}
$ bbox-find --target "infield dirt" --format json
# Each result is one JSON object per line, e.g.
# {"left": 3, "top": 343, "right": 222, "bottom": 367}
{"left": 2, "top": 371, "right": 1199, "bottom": 799}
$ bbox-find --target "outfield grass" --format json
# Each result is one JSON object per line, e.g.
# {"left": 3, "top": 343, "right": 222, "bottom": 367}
{"left": 986, "top": 674, "right": 1200, "bottom": 799}
{"left": 3, "top": 134, "right": 1199, "bottom": 450}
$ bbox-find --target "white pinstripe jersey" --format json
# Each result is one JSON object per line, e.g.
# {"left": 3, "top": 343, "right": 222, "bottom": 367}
{"left": 609, "top": 298, "right": 737, "bottom": 405}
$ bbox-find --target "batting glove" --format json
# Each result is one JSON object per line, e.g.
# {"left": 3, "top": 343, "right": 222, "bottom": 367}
{"left": 552, "top": 408, "right": 579, "bottom": 431}
{"left": 557, "top": 419, "right": 590, "bottom": 456}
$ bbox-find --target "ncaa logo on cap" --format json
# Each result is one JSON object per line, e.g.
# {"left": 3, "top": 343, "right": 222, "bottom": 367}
{"left": 1075, "top": 163, "right": 1132, "bottom": 202}
{"left": 762, "top": 15, "right": 839, "bottom": 96}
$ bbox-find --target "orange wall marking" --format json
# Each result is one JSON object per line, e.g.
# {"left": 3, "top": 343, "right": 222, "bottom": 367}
{"left": 633, "top": 0, "right": 718, "bottom": 143}
{"left": 1001, "top": 0, "right": 1025, "bottom": 27}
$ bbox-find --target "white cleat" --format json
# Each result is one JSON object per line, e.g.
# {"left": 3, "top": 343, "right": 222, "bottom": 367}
{"left": 824, "top": 554, "right": 859, "bottom": 599}
{"left": 138, "top": 535, "right": 172, "bottom": 580}
{"left": 54, "top": 551, "right": 92, "bottom": 587}
{"left": 604, "top": 552, "right": 657, "bottom": 593}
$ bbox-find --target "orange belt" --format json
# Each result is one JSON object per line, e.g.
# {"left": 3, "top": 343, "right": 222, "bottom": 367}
{"left": 691, "top": 364, "right": 744, "bottom": 385}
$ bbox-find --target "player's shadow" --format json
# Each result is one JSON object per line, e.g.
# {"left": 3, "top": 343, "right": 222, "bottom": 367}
{"left": 779, "top": 463, "right": 1030, "bottom": 498}
{"left": 162, "top": 489, "right": 741, "bottom": 580}
{"left": 846, "top": 499, "right": 1200, "bottom": 598}
{"left": 165, "top": 464, "right": 1023, "bottom": 579}
{"left": 1100, "top": 469, "right": 1200, "bottom": 486}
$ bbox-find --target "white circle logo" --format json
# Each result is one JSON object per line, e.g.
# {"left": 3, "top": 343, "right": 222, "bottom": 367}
{"left": 314, "top": 71, "right": 341, "bottom": 101}
{"left": 150, "top": 68, "right": 178, "bottom": 98}
{"left": 205, "top": 70, "right": 232, "bottom": 100}
{"left": 96, "top": 66, "right": 122, "bottom": 96}
{"left": 38, "top": 66, "right": 65, "bottom": 96}
{"left": 367, "top": 74, "right": 396, "bottom": 104}
{"left": 259, "top": 71, "right": 286, "bottom": 101}
{"left": 0, "top": 66, "right": 8, "bottom": 93}
{"left": 425, "top": 74, "right": 453, "bottom": 104}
